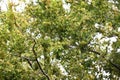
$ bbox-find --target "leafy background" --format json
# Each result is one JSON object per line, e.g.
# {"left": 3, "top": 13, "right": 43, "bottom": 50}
{"left": 0, "top": 0, "right": 120, "bottom": 80}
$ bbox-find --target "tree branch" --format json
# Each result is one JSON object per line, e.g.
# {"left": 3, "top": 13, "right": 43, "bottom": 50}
{"left": 88, "top": 48, "right": 120, "bottom": 72}
{"left": 21, "top": 56, "right": 33, "bottom": 69}
{"left": 32, "top": 39, "right": 50, "bottom": 80}
{"left": 88, "top": 49, "right": 100, "bottom": 55}
{"left": 109, "top": 60, "right": 120, "bottom": 71}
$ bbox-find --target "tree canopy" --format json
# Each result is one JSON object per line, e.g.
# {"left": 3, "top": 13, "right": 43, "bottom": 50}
{"left": 0, "top": 0, "right": 120, "bottom": 80}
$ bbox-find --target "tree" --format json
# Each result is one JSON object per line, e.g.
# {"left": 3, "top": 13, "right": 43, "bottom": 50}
{"left": 0, "top": 0, "right": 120, "bottom": 79}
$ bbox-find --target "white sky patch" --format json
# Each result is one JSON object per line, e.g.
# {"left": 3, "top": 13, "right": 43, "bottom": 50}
{"left": 15, "top": 1, "right": 26, "bottom": 12}
{"left": 100, "top": 36, "right": 117, "bottom": 53}
{"left": 10, "top": 0, "right": 19, "bottom": 4}
{"left": 32, "top": 0, "right": 38, "bottom": 5}
{"left": 107, "top": 44, "right": 113, "bottom": 53}
{"left": 94, "top": 32, "right": 103, "bottom": 40}
{"left": 103, "top": 71, "right": 110, "bottom": 76}
{"left": 0, "top": 0, "right": 32, "bottom": 12}
{"left": 93, "top": 22, "right": 118, "bottom": 52}
{"left": 50, "top": 52, "right": 53, "bottom": 56}
{"left": 0, "top": 0, "right": 71, "bottom": 13}
{"left": 62, "top": 0, "right": 71, "bottom": 13}
{"left": 87, "top": 0, "right": 92, "bottom": 5}
{"left": 57, "top": 63, "right": 68, "bottom": 76}
{"left": 109, "top": 36, "right": 118, "bottom": 43}
{"left": 31, "top": 32, "right": 34, "bottom": 36}
{"left": 40, "top": 55, "right": 44, "bottom": 59}
{"left": 100, "top": 36, "right": 117, "bottom": 44}
{"left": 108, "top": 0, "right": 115, "bottom": 3}
{"left": 26, "top": 28, "right": 31, "bottom": 33}
{"left": 92, "top": 32, "right": 118, "bottom": 53}
{"left": 0, "top": 0, "right": 8, "bottom": 11}
{"left": 62, "top": 0, "right": 66, "bottom": 4}
{"left": 37, "top": 55, "right": 44, "bottom": 64}
{"left": 108, "top": 0, "right": 119, "bottom": 4}
{"left": 75, "top": 42, "right": 79, "bottom": 45}
{"left": 117, "top": 48, "right": 120, "bottom": 53}
{"left": 118, "top": 27, "right": 120, "bottom": 32}
{"left": 112, "top": 5, "right": 119, "bottom": 11}
{"left": 94, "top": 23, "right": 99, "bottom": 28}
{"left": 25, "top": 0, "right": 30, "bottom": 4}
{"left": 94, "top": 23, "right": 104, "bottom": 28}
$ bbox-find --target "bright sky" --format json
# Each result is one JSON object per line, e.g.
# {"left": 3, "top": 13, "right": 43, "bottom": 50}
{"left": 0, "top": 0, "right": 34, "bottom": 12}
{"left": 0, "top": 0, "right": 71, "bottom": 12}
{"left": 0, "top": 0, "right": 8, "bottom": 11}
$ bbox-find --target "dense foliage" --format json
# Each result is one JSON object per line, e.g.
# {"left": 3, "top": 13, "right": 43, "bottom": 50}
{"left": 0, "top": 0, "right": 120, "bottom": 80}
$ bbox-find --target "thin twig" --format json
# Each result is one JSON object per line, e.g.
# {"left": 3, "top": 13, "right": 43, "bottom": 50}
{"left": 88, "top": 49, "right": 100, "bottom": 55}
{"left": 88, "top": 48, "right": 120, "bottom": 72}
{"left": 32, "top": 39, "right": 50, "bottom": 80}
{"left": 21, "top": 56, "right": 33, "bottom": 69}
{"left": 109, "top": 60, "right": 120, "bottom": 71}
{"left": 12, "top": 54, "right": 34, "bottom": 69}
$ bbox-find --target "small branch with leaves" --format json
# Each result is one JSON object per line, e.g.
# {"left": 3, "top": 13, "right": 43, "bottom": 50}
{"left": 21, "top": 56, "right": 34, "bottom": 69}
{"left": 88, "top": 48, "right": 120, "bottom": 72}
{"left": 32, "top": 39, "right": 50, "bottom": 80}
